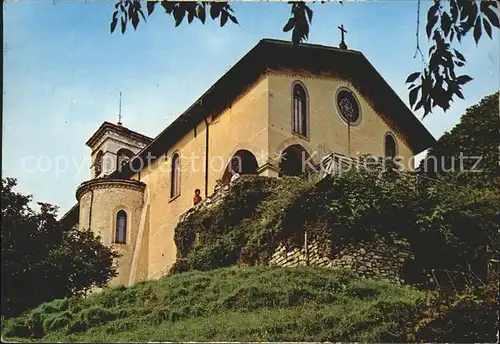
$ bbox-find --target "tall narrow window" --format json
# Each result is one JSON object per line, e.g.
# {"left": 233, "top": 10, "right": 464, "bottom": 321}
{"left": 385, "top": 133, "right": 397, "bottom": 158}
{"left": 292, "top": 83, "right": 308, "bottom": 137}
{"left": 95, "top": 151, "right": 103, "bottom": 177}
{"left": 170, "top": 152, "right": 181, "bottom": 199}
{"left": 115, "top": 210, "right": 127, "bottom": 244}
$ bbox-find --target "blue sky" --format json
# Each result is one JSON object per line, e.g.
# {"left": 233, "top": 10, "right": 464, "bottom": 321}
{"left": 3, "top": 1, "right": 499, "bottom": 215}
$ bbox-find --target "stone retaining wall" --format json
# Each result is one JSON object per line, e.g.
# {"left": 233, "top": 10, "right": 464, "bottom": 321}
{"left": 269, "top": 234, "right": 413, "bottom": 284}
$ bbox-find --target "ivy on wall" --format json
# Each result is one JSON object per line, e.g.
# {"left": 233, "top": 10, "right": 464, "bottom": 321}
{"left": 172, "top": 158, "right": 499, "bottom": 288}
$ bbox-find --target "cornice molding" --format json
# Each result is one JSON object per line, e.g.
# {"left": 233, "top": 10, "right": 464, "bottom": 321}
{"left": 91, "top": 135, "right": 145, "bottom": 156}
{"left": 76, "top": 178, "right": 146, "bottom": 201}
{"left": 86, "top": 122, "right": 153, "bottom": 148}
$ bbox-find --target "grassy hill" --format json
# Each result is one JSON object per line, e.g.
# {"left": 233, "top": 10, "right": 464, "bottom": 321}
{"left": 2, "top": 266, "right": 424, "bottom": 342}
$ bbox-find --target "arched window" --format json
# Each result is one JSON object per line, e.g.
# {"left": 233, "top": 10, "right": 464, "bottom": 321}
{"left": 95, "top": 151, "right": 103, "bottom": 177}
{"left": 170, "top": 152, "right": 181, "bottom": 199}
{"left": 115, "top": 210, "right": 127, "bottom": 244}
{"left": 292, "top": 82, "right": 308, "bottom": 137}
{"left": 117, "top": 149, "right": 134, "bottom": 169}
{"left": 385, "top": 132, "right": 397, "bottom": 158}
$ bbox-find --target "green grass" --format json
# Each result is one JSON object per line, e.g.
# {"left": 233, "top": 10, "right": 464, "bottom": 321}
{"left": 2, "top": 266, "right": 424, "bottom": 342}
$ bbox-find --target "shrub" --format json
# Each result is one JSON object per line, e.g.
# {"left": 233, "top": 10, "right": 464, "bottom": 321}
{"left": 173, "top": 163, "right": 499, "bottom": 287}
{"left": 411, "top": 280, "right": 499, "bottom": 342}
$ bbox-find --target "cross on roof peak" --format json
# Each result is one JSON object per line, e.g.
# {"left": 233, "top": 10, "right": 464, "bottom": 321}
{"left": 338, "top": 24, "right": 348, "bottom": 50}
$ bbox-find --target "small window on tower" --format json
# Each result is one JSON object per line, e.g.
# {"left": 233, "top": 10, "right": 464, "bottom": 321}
{"left": 95, "top": 151, "right": 103, "bottom": 177}
{"left": 117, "top": 149, "right": 134, "bottom": 170}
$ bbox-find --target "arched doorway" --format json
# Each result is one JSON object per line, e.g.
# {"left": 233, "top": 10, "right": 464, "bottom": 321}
{"left": 221, "top": 150, "right": 259, "bottom": 184}
{"left": 279, "top": 144, "right": 315, "bottom": 177}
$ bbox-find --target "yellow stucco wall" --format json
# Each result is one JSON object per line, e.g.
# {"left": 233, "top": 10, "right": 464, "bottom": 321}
{"left": 78, "top": 69, "right": 423, "bottom": 287}
{"left": 130, "top": 74, "right": 270, "bottom": 281}
{"left": 77, "top": 179, "right": 145, "bottom": 286}
{"left": 268, "top": 71, "right": 415, "bottom": 170}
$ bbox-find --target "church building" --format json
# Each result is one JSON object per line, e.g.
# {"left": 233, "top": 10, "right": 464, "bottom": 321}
{"left": 60, "top": 38, "right": 435, "bottom": 286}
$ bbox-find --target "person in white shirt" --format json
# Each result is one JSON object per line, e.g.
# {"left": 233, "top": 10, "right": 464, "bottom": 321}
{"left": 230, "top": 170, "right": 240, "bottom": 184}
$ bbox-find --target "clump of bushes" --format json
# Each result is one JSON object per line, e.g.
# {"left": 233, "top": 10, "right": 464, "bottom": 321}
{"left": 411, "top": 279, "right": 499, "bottom": 342}
{"left": 172, "top": 158, "right": 499, "bottom": 287}
{"left": 171, "top": 175, "right": 309, "bottom": 273}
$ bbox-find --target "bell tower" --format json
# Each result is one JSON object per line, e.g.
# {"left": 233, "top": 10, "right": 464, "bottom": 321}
{"left": 86, "top": 121, "right": 153, "bottom": 179}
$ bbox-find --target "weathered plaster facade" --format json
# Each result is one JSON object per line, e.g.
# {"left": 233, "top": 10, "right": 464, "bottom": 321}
{"left": 87, "top": 122, "right": 152, "bottom": 178}
{"left": 66, "top": 39, "right": 434, "bottom": 286}
{"left": 76, "top": 178, "right": 146, "bottom": 286}
{"left": 268, "top": 71, "right": 414, "bottom": 168}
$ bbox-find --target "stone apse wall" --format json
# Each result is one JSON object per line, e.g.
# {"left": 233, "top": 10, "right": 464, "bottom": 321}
{"left": 269, "top": 234, "right": 413, "bottom": 284}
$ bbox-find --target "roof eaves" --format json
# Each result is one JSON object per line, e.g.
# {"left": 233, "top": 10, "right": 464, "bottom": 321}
{"left": 355, "top": 52, "right": 436, "bottom": 153}
{"left": 109, "top": 39, "right": 268, "bottom": 180}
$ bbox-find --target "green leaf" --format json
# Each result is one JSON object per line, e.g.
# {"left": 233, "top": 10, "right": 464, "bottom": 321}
{"left": 173, "top": 5, "right": 185, "bottom": 27}
{"left": 484, "top": 5, "right": 500, "bottom": 28}
{"left": 197, "top": 5, "right": 206, "bottom": 24}
{"left": 210, "top": 3, "right": 221, "bottom": 19}
{"left": 483, "top": 18, "right": 493, "bottom": 39}
{"left": 110, "top": 17, "right": 118, "bottom": 33}
{"left": 161, "top": 1, "right": 175, "bottom": 14}
{"left": 283, "top": 18, "right": 295, "bottom": 32}
{"left": 426, "top": 4, "right": 439, "bottom": 38}
{"left": 441, "top": 12, "right": 452, "bottom": 37}
{"left": 228, "top": 14, "right": 238, "bottom": 25}
{"left": 128, "top": 2, "right": 134, "bottom": 20}
{"left": 221, "top": 11, "right": 228, "bottom": 27}
{"left": 147, "top": 1, "right": 156, "bottom": 16}
{"left": 303, "top": 17, "right": 310, "bottom": 39}
{"left": 121, "top": 17, "right": 126, "bottom": 34}
{"left": 406, "top": 72, "right": 421, "bottom": 84}
{"left": 450, "top": 0, "right": 458, "bottom": 23}
{"left": 305, "top": 6, "right": 313, "bottom": 23}
{"left": 409, "top": 86, "right": 421, "bottom": 107}
{"left": 187, "top": 10, "right": 194, "bottom": 24}
{"left": 138, "top": 9, "right": 146, "bottom": 22}
{"left": 473, "top": 17, "right": 482, "bottom": 43}
{"left": 292, "top": 26, "right": 301, "bottom": 46}
{"left": 454, "top": 49, "right": 466, "bottom": 62}
{"left": 415, "top": 98, "right": 424, "bottom": 111}
{"left": 132, "top": 14, "right": 139, "bottom": 30}
{"left": 455, "top": 27, "right": 462, "bottom": 42}
{"left": 456, "top": 75, "right": 473, "bottom": 85}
